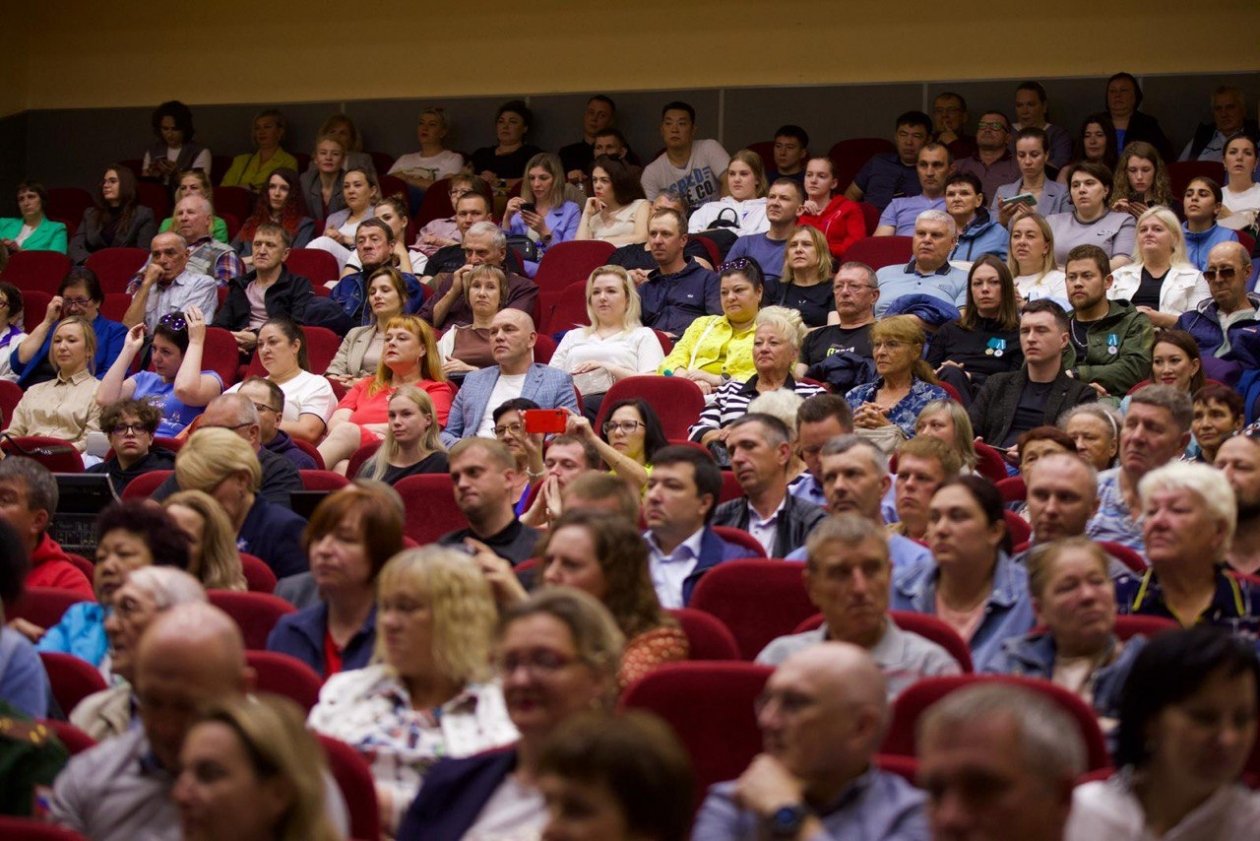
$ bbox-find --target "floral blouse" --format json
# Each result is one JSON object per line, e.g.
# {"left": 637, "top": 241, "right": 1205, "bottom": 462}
{"left": 844, "top": 377, "right": 948, "bottom": 438}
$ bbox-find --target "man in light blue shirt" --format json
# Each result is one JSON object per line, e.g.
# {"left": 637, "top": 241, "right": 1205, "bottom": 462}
{"left": 874, "top": 144, "right": 950, "bottom": 237}
{"left": 874, "top": 211, "right": 968, "bottom": 318}
{"left": 692, "top": 642, "right": 929, "bottom": 841}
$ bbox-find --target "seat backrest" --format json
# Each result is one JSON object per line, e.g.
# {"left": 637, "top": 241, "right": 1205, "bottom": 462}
{"left": 121, "top": 470, "right": 172, "bottom": 500}
{"left": 40, "top": 651, "right": 108, "bottom": 714}
{"left": 618, "top": 661, "right": 772, "bottom": 808}
{"left": 533, "top": 240, "right": 616, "bottom": 292}
{"left": 1002, "top": 510, "right": 1031, "bottom": 548}
{"left": 134, "top": 181, "right": 170, "bottom": 221}
{"left": 291, "top": 437, "right": 325, "bottom": 469}
{"left": 201, "top": 326, "right": 243, "bottom": 387}
{"left": 9, "top": 587, "right": 91, "bottom": 630}
{"left": 593, "top": 375, "right": 706, "bottom": 442}
{"left": 1167, "top": 160, "right": 1226, "bottom": 200}
{"left": 533, "top": 332, "right": 557, "bottom": 364}
{"left": 316, "top": 733, "right": 382, "bottom": 841}
{"left": 539, "top": 280, "right": 590, "bottom": 336}
{"left": 826, "top": 137, "right": 896, "bottom": 192}
{"left": 22, "top": 290, "right": 52, "bottom": 332}
{"left": 43, "top": 718, "right": 97, "bottom": 756}
{"left": 0, "top": 436, "right": 83, "bottom": 472}
{"left": 972, "top": 441, "right": 1010, "bottom": 484}
{"left": 881, "top": 674, "right": 1110, "bottom": 770}
{"left": 44, "top": 187, "right": 95, "bottom": 232}
{"left": 207, "top": 590, "right": 297, "bottom": 649}
{"left": 667, "top": 608, "right": 741, "bottom": 661}
{"left": 65, "top": 553, "right": 94, "bottom": 580}
{"left": 346, "top": 441, "right": 382, "bottom": 480}
{"left": 299, "top": 469, "right": 350, "bottom": 492}
{"left": 213, "top": 185, "right": 255, "bottom": 222}
{"left": 0, "top": 817, "right": 89, "bottom": 840}
{"left": 246, "top": 650, "right": 324, "bottom": 712}
{"left": 1113, "top": 614, "right": 1177, "bottom": 640}
{"left": 239, "top": 552, "right": 278, "bottom": 593}
{"left": 995, "top": 475, "right": 1026, "bottom": 503}
{"left": 718, "top": 471, "right": 744, "bottom": 504}
{"left": 394, "top": 474, "right": 468, "bottom": 544}
{"left": 711, "top": 525, "right": 767, "bottom": 558}
{"left": 858, "top": 201, "right": 881, "bottom": 236}
{"left": 0, "top": 380, "right": 21, "bottom": 430}
{"left": 842, "top": 236, "right": 913, "bottom": 270}
{"left": 284, "top": 249, "right": 341, "bottom": 288}
{"left": 413, "top": 177, "right": 454, "bottom": 228}
{"left": 689, "top": 560, "right": 814, "bottom": 659}
{"left": 0, "top": 251, "right": 73, "bottom": 294}
{"left": 1098, "top": 541, "right": 1148, "bottom": 575}
{"left": 84, "top": 247, "right": 149, "bottom": 293}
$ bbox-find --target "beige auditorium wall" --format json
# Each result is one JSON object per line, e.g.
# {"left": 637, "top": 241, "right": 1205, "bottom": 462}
{"left": 9, "top": 0, "right": 1259, "bottom": 113}
{"left": 0, "top": 12, "right": 30, "bottom": 117}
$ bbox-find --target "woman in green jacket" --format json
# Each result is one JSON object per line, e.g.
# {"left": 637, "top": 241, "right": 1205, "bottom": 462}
{"left": 0, "top": 181, "right": 68, "bottom": 254}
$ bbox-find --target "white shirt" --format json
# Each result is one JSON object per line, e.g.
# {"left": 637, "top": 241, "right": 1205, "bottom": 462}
{"left": 475, "top": 372, "right": 528, "bottom": 438}
{"left": 464, "top": 775, "right": 546, "bottom": 841}
{"left": 1222, "top": 183, "right": 1260, "bottom": 231}
{"left": 227, "top": 370, "right": 337, "bottom": 424}
{"left": 1015, "top": 270, "right": 1068, "bottom": 307}
{"left": 645, "top": 527, "right": 706, "bottom": 609}
{"left": 549, "top": 326, "right": 664, "bottom": 395}
{"left": 389, "top": 149, "right": 465, "bottom": 182}
{"left": 746, "top": 497, "right": 786, "bottom": 557}
{"left": 1067, "top": 775, "right": 1260, "bottom": 841}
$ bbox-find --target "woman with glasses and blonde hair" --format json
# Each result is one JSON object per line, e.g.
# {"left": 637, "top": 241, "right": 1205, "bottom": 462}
{"left": 549, "top": 265, "right": 664, "bottom": 412}
{"left": 1108, "top": 205, "right": 1207, "bottom": 329}
{"left": 847, "top": 315, "right": 948, "bottom": 445}
{"left": 356, "top": 385, "right": 449, "bottom": 483}
{"left": 503, "top": 152, "right": 581, "bottom": 276}
{"left": 308, "top": 546, "right": 517, "bottom": 834}
{"left": 319, "top": 314, "right": 452, "bottom": 472}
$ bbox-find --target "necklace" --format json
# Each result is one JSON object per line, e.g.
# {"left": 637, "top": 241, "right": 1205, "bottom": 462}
{"left": 1069, "top": 317, "right": 1089, "bottom": 347}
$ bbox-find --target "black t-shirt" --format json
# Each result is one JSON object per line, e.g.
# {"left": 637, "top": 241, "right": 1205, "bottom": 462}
{"left": 608, "top": 239, "right": 710, "bottom": 271}
{"left": 1131, "top": 268, "right": 1165, "bottom": 310}
{"left": 1068, "top": 319, "right": 1090, "bottom": 357}
{"left": 469, "top": 145, "right": 543, "bottom": 180}
{"left": 378, "top": 452, "right": 450, "bottom": 486}
{"left": 924, "top": 318, "right": 1022, "bottom": 391}
{"left": 1003, "top": 380, "right": 1056, "bottom": 448}
{"left": 800, "top": 323, "right": 875, "bottom": 367}
{"left": 86, "top": 448, "right": 176, "bottom": 492}
{"left": 776, "top": 282, "right": 836, "bottom": 329}
{"left": 438, "top": 518, "right": 540, "bottom": 566}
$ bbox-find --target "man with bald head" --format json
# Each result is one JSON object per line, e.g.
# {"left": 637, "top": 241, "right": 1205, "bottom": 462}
{"left": 122, "top": 230, "right": 219, "bottom": 330}
{"left": 693, "top": 642, "right": 928, "bottom": 840}
{"left": 151, "top": 393, "right": 301, "bottom": 508}
{"left": 1175, "top": 241, "right": 1260, "bottom": 385}
{"left": 440, "top": 308, "right": 579, "bottom": 444}
{"left": 1018, "top": 453, "right": 1131, "bottom": 577}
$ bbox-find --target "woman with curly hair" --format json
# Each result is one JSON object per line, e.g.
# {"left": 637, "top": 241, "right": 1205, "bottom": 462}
{"left": 234, "top": 168, "right": 315, "bottom": 256}
{"left": 1110, "top": 141, "right": 1174, "bottom": 219}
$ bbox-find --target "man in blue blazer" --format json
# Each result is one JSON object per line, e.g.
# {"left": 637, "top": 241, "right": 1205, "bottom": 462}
{"left": 643, "top": 445, "right": 745, "bottom": 608}
{"left": 440, "top": 309, "right": 579, "bottom": 446}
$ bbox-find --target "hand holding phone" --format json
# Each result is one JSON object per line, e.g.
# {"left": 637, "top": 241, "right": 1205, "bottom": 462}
{"left": 523, "top": 408, "right": 568, "bottom": 435}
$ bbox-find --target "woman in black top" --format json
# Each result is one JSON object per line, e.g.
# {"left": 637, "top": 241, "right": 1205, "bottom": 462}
{"left": 775, "top": 225, "right": 835, "bottom": 328}
{"left": 926, "top": 254, "right": 1023, "bottom": 404}
{"left": 356, "top": 384, "right": 449, "bottom": 484}
{"left": 68, "top": 165, "right": 157, "bottom": 263}
{"left": 470, "top": 100, "right": 543, "bottom": 184}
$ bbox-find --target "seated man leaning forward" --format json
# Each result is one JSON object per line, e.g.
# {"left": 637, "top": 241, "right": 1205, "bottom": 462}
{"left": 873, "top": 210, "right": 968, "bottom": 324}
{"left": 692, "top": 642, "right": 929, "bottom": 841}
{"left": 757, "top": 514, "right": 961, "bottom": 699}
{"left": 439, "top": 309, "right": 579, "bottom": 445}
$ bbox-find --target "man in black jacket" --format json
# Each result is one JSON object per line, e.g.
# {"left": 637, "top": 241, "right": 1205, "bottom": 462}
{"left": 213, "top": 224, "right": 313, "bottom": 355}
{"left": 969, "top": 300, "right": 1095, "bottom": 451}
{"left": 713, "top": 413, "right": 825, "bottom": 557}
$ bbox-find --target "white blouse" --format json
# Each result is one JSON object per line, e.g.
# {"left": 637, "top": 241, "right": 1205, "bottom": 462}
{"left": 549, "top": 325, "right": 664, "bottom": 395}
{"left": 1067, "top": 775, "right": 1260, "bottom": 841}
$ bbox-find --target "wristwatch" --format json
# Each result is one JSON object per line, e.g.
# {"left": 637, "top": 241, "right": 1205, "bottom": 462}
{"left": 767, "top": 803, "right": 809, "bottom": 839}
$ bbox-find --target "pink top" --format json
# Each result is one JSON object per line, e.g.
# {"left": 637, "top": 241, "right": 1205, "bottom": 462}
{"left": 337, "top": 376, "right": 455, "bottom": 428}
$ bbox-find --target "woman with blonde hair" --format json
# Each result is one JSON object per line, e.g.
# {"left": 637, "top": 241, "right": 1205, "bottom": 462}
{"left": 220, "top": 109, "right": 298, "bottom": 190}
{"left": 502, "top": 152, "right": 581, "bottom": 275}
{"left": 436, "top": 264, "right": 508, "bottom": 376}
{"left": 915, "top": 398, "right": 979, "bottom": 472}
{"left": 1006, "top": 213, "right": 1068, "bottom": 308}
{"left": 315, "top": 113, "right": 374, "bottom": 175}
{"left": 388, "top": 107, "right": 466, "bottom": 193}
{"left": 164, "top": 490, "right": 247, "bottom": 591}
{"left": 687, "top": 149, "right": 770, "bottom": 236}
{"left": 5, "top": 314, "right": 101, "bottom": 452}
{"left": 1108, "top": 205, "right": 1207, "bottom": 328}
{"left": 175, "top": 427, "right": 308, "bottom": 579}
{"left": 357, "top": 385, "right": 449, "bottom": 483}
{"left": 176, "top": 694, "right": 339, "bottom": 841}
{"left": 308, "top": 546, "right": 517, "bottom": 833}
{"left": 846, "top": 315, "right": 948, "bottom": 444}
{"left": 326, "top": 265, "right": 410, "bottom": 387}
{"left": 319, "top": 314, "right": 453, "bottom": 472}
{"left": 299, "top": 133, "right": 348, "bottom": 223}
{"left": 775, "top": 225, "right": 835, "bottom": 327}
{"left": 549, "top": 264, "right": 664, "bottom": 410}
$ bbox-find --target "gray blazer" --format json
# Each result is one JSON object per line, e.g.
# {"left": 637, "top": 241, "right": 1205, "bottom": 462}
{"left": 325, "top": 325, "right": 378, "bottom": 380}
{"left": 441, "top": 363, "right": 579, "bottom": 446}
{"left": 991, "top": 179, "right": 1069, "bottom": 219}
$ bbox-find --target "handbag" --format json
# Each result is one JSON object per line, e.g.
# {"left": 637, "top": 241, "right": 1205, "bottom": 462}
{"left": 505, "top": 234, "right": 540, "bottom": 263}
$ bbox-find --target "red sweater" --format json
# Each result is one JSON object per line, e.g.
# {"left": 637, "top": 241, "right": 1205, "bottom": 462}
{"left": 26, "top": 533, "right": 94, "bottom": 600}
{"left": 799, "top": 195, "right": 867, "bottom": 260}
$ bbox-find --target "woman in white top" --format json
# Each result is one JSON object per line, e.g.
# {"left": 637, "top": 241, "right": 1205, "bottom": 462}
{"left": 1219, "top": 134, "right": 1260, "bottom": 236}
{"left": 304, "top": 167, "right": 379, "bottom": 272}
{"left": 1006, "top": 214, "right": 1068, "bottom": 309}
{"left": 308, "top": 547, "right": 516, "bottom": 834}
{"left": 224, "top": 317, "right": 336, "bottom": 443}
{"left": 549, "top": 265, "right": 663, "bottom": 410}
{"left": 687, "top": 149, "right": 770, "bottom": 236}
{"left": 388, "top": 107, "right": 466, "bottom": 193}
{"left": 1108, "top": 206, "right": 1207, "bottom": 328}
{"left": 1066, "top": 626, "right": 1260, "bottom": 841}
{"left": 575, "top": 156, "right": 650, "bottom": 246}
{"left": 1046, "top": 161, "right": 1136, "bottom": 270}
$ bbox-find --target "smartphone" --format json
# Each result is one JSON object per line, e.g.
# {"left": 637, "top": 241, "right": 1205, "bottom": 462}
{"left": 1005, "top": 192, "right": 1037, "bottom": 207}
{"left": 1128, "top": 191, "right": 1148, "bottom": 204}
{"left": 523, "top": 408, "right": 567, "bottom": 435}
{"left": 520, "top": 202, "right": 537, "bottom": 214}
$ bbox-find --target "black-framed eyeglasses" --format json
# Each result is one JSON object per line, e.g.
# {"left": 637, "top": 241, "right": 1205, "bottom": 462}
{"left": 1203, "top": 267, "right": 1239, "bottom": 282}
{"left": 158, "top": 312, "right": 188, "bottom": 332}
{"left": 251, "top": 402, "right": 280, "bottom": 415}
{"left": 109, "top": 423, "right": 151, "bottom": 436}
{"left": 602, "top": 420, "right": 644, "bottom": 435}
{"left": 61, "top": 297, "right": 92, "bottom": 308}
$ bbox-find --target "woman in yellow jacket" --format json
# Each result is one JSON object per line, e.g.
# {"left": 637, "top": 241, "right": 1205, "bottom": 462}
{"left": 658, "top": 257, "right": 763, "bottom": 392}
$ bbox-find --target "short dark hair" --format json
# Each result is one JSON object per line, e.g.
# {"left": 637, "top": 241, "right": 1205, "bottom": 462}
{"left": 546, "top": 434, "right": 601, "bottom": 471}
{"left": 303, "top": 485, "right": 404, "bottom": 579}
{"left": 1193, "top": 382, "right": 1245, "bottom": 419}
{"left": 101, "top": 398, "right": 162, "bottom": 435}
{"left": 255, "top": 221, "right": 292, "bottom": 249}
{"left": 936, "top": 475, "right": 1011, "bottom": 555}
{"left": 492, "top": 398, "right": 540, "bottom": 425}
{"left": 1065, "top": 244, "right": 1111, "bottom": 279}
{"left": 1116, "top": 626, "right": 1259, "bottom": 769}
{"left": 0, "top": 518, "right": 28, "bottom": 610}
{"left": 0, "top": 457, "right": 57, "bottom": 519}
{"left": 945, "top": 171, "right": 984, "bottom": 198}
{"left": 1065, "top": 160, "right": 1115, "bottom": 201}
{"left": 1106, "top": 72, "right": 1144, "bottom": 107}
{"left": 896, "top": 110, "right": 933, "bottom": 134}
{"left": 1014, "top": 126, "right": 1048, "bottom": 151}
{"left": 718, "top": 255, "right": 765, "bottom": 291}
{"left": 95, "top": 500, "right": 192, "bottom": 571}
{"left": 769, "top": 178, "right": 805, "bottom": 202}
{"left": 651, "top": 445, "right": 721, "bottom": 523}
{"left": 588, "top": 94, "right": 616, "bottom": 112}
{"left": 980, "top": 110, "right": 1012, "bottom": 131}
{"left": 456, "top": 191, "right": 493, "bottom": 215}
{"left": 15, "top": 180, "right": 49, "bottom": 208}
{"left": 151, "top": 100, "right": 196, "bottom": 142}
{"left": 1016, "top": 81, "right": 1048, "bottom": 103}
{"left": 496, "top": 99, "right": 532, "bottom": 128}
{"left": 239, "top": 376, "right": 285, "bottom": 413}
{"left": 593, "top": 127, "right": 628, "bottom": 146}
{"left": 796, "top": 394, "right": 854, "bottom": 433}
{"left": 661, "top": 101, "right": 696, "bottom": 122}
{"left": 934, "top": 91, "right": 967, "bottom": 111}
{"left": 727, "top": 412, "right": 791, "bottom": 445}
{"left": 0, "top": 282, "right": 23, "bottom": 322}
{"left": 774, "top": 124, "right": 809, "bottom": 148}
{"left": 1021, "top": 298, "right": 1070, "bottom": 332}
{"left": 601, "top": 398, "right": 668, "bottom": 462}
{"left": 59, "top": 266, "right": 105, "bottom": 304}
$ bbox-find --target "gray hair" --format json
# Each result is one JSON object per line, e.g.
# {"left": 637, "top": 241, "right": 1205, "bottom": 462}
{"left": 127, "top": 566, "right": 207, "bottom": 610}
{"left": 1129, "top": 384, "right": 1194, "bottom": 433}
{"left": 1138, "top": 461, "right": 1237, "bottom": 552}
{"left": 747, "top": 391, "right": 804, "bottom": 440}
{"left": 1057, "top": 403, "right": 1122, "bottom": 442}
{"left": 0, "top": 457, "right": 57, "bottom": 517}
{"left": 465, "top": 221, "right": 507, "bottom": 252}
{"left": 208, "top": 393, "right": 261, "bottom": 427}
{"left": 176, "top": 194, "right": 213, "bottom": 217}
{"left": 805, "top": 514, "right": 890, "bottom": 566}
{"left": 835, "top": 261, "right": 878, "bottom": 287}
{"left": 918, "top": 683, "right": 1086, "bottom": 784}
{"left": 820, "top": 434, "right": 888, "bottom": 476}
{"left": 916, "top": 208, "right": 957, "bottom": 238}
{"left": 727, "top": 412, "right": 791, "bottom": 447}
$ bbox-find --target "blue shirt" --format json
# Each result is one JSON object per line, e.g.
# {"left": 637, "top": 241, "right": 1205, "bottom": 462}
{"left": 11, "top": 312, "right": 127, "bottom": 387}
{"left": 35, "top": 602, "right": 109, "bottom": 668}
{"left": 238, "top": 496, "right": 309, "bottom": 579}
{"left": 1086, "top": 468, "right": 1144, "bottom": 552}
{"left": 131, "top": 370, "right": 222, "bottom": 437}
{"left": 874, "top": 260, "right": 969, "bottom": 318}
{"left": 853, "top": 152, "right": 921, "bottom": 211}
{"left": 726, "top": 232, "right": 790, "bottom": 283}
{"left": 845, "top": 377, "right": 949, "bottom": 439}
{"left": 785, "top": 531, "right": 931, "bottom": 573}
{"left": 950, "top": 210, "right": 1009, "bottom": 262}
{"left": 639, "top": 259, "right": 722, "bottom": 338}
{"left": 693, "top": 765, "right": 930, "bottom": 841}
{"left": 1182, "top": 223, "right": 1239, "bottom": 271}
{"left": 879, "top": 195, "right": 946, "bottom": 236}
{"left": 507, "top": 201, "right": 582, "bottom": 277}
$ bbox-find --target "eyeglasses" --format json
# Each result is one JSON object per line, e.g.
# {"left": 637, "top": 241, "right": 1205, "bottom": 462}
{"left": 602, "top": 420, "right": 644, "bottom": 435}
{"left": 494, "top": 422, "right": 524, "bottom": 436}
{"left": 158, "top": 312, "right": 188, "bottom": 332}
{"left": 61, "top": 297, "right": 92, "bottom": 308}
{"left": 834, "top": 282, "right": 876, "bottom": 292}
{"left": 498, "top": 648, "right": 578, "bottom": 677}
{"left": 1203, "top": 267, "right": 1239, "bottom": 281}
{"left": 252, "top": 402, "right": 280, "bottom": 415}
{"left": 976, "top": 121, "right": 1009, "bottom": 132}
{"left": 109, "top": 423, "right": 150, "bottom": 436}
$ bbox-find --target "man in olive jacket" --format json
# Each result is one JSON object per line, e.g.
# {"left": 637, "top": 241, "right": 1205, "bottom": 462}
{"left": 1061, "top": 244, "right": 1154, "bottom": 401}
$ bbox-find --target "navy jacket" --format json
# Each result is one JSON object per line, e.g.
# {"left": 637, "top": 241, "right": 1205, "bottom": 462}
{"left": 396, "top": 747, "right": 518, "bottom": 841}
{"left": 238, "top": 496, "right": 309, "bottom": 579}
{"left": 639, "top": 259, "right": 721, "bottom": 337}
{"left": 264, "top": 430, "right": 317, "bottom": 470}
{"left": 1175, "top": 294, "right": 1260, "bottom": 387}
{"left": 265, "top": 602, "right": 376, "bottom": 677}
{"left": 680, "top": 527, "right": 747, "bottom": 606}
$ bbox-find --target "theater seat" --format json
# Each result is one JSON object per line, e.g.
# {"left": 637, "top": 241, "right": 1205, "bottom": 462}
{"left": 394, "top": 474, "right": 467, "bottom": 544}
{"left": 240, "top": 552, "right": 278, "bottom": 594}
{"left": 667, "top": 608, "right": 741, "bottom": 661}
{"left": 0, "top": 380, "right": 20, "bottom": 430}
{"left": 593, "top": 376, "right": 705, "bottom": 442}
{"left": 711, "top": 525, "right": 767, "bottom": 558}
{"left": 0, "top": 251, "right": 72, "bottom": 294}
{"left": 207, "top": 591, "right": 296, "bottom": 650}
{"left": 9, "top": 587, "right": 90, "bottom": 631}
{"left": 1098, "top": 541, "right": 1147, "bottom": 575}
{"left": 121, "top": 470, "right": 171, "bottom": 500}
{"left": 299, "top": 470, "right": 350, "bottom": 492}
{"left": 85, "top": 247, "right": 149, "bottom": 293}
{"left": 995, "top": 476, "right": 1026, "bottom": 503}
{"left": 247, "top": 650, "right": 323, "bottom": 712}
{"left": 44, "top": 719, "right": 97, "bottom": 756}
{"left": 0, "top": 818, "right": 88, "bottom": 840}
{"left": 284, "top": 249, "right": 340, "bottom": 290}
{"left": 346, "top": 442, "right": 382, "bottom": 480}
{"left": 316, "top": 734, "right": 381, "bottom": 841}
{"left": 40, "top": 652, "right": 108, "bottom": 715}
{"left": 843, "top": 236, "right": 912, "bottom": 270}
{"left": 0, "top": 436, "right": 84, "bottom": 472}
{"left": 792, "top": 610, "right": 974, "bottom": 672}
{"left": 533, "top": 240, "right": 616, "bottom": 293}
{"left": 689, "top": 560, "right": 815, "bottom": 660}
